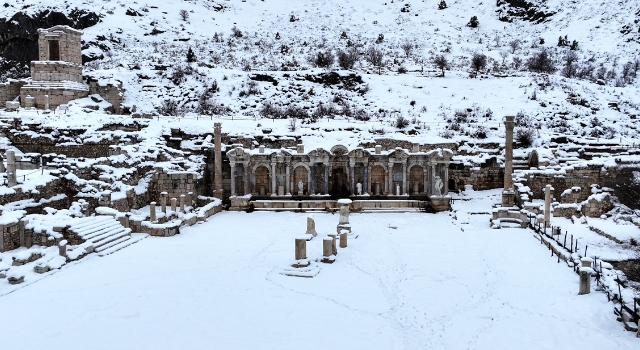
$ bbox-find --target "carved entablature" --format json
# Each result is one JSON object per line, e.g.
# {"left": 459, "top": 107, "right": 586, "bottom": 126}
{"left": 388, "top": 147, "right": 409, "bottom": 163}
{"left": 308, "top": 148, "right": 331, "bottom": 163}
{"left": 227, "top": 146, "right": 251, "bottom": 163}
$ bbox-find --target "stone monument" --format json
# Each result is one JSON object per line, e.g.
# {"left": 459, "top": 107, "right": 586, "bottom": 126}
{"left": 305, "top": 216, "right": 317, "bottom": 238}
{"left": 298, "top": 180, "right": 304, "bottom": 196}
{"left": 544, "top": 184, "right": 552, "bottom": 228}
{"left": 213, "top": 123, "right": 224, "bottom": 200}
{"left": 578, "top": 257, "right": 593, "bottom": 295}
{"left": 337, "top": 199, "right": 352, "bottom": 233}
{"left": 502, "top": 116, "right": 516, "bottom": 207}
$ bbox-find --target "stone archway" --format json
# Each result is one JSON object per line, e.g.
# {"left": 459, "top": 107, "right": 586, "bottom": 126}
{"left": 409, "top": 165, "right": 424, "bottom": 194}
{"left": 371, "top": 165, "right": 386, "bottom": 195}
{"left": 330, "top": 167, "right": 350, "bottom": 198}
{"left": 255, "top": 166, "right": 270, "bottom": 196}
{"left": 293, "top": 166, "right": 308, "bottom": 195}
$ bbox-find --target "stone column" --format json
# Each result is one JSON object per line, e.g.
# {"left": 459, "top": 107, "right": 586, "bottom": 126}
{"left": 544, "top": 184, "right": 552, "bottom": 228}
{"left": 431, "top": 164, "right": 436, "bottom": 194}
{"left": 322, "top": 237, "right": 334, "bottom": 262}
{"left": 230, "top": 162, "right": 236, "bottom": 196}
{"left": 578, "top": 258, "right": 592, "bottom": 295}
{"left": 340, "top": 231, "right": 348, "bottom": 248}
{"left": 444, "top": 166, "right": 449, "bottom": 195}
{"left": 270, "top": 162, "right": 277, "bottom": 196}
{"left": 328, "top": 234, "right": 338, "bottom": 255}
{"left": 6, "top": 150, "right": 17, "bottom": 187}
{"left": 45, "top": 94, "right": 49, "bottom": 110}
{"left": 502, "top": 115, "right": 515, "bottom": 207}
{"left": 349, "top": 161, "right": 355, "bottom": 195}
{"left": 160, "top": 192, "right": 167, "bottom": 213}
{"left": 310, "top": 165, "right": 316, "bottom": 195}
{"left": 364, "top": 162, "right": 369, "bottom": 195}
{"left": 149, "top": 202, "right": 157, "bottom": 222}
{"left": 285, "top": 165, "right": 291, "bottom": 195}
{"left": 170, "top": 198, "right": 177, "bottom": 212}
{"left": 295, "top": 238, "right": 307, "bottom": 260}
{"left": 323, "top": 163, "right": 329, "bottom": 195}
{"left": 187, "top": 192, "right": 193, "bottom": 207}
{"left": 0, "top": 154, "right": 5, "bottom": 173}
{"left": 243, "top": 163, "right": 250, "bottom": 196}
{"left": 402, "top": 163, "right": 407, "bottom": 195}
{"left": 388, "top": 162, "right": 394, "bottom": 196}
{"left": 213, "top": 123, "right": 223, "bottom": 200}
{"left": 179, "top": 194, "right": 185, "bottom": 212}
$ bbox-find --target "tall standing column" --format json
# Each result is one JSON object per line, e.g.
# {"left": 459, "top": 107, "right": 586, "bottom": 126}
{"left": 502, "top": 116, "right": 516, "bottom": 207}
{"left": 271, "top": 162, "right": 277, "bottom": 196}
{"left": 243, "top": 162, "right": 250, "bottom": 196}
{"left": 444, "top": 166, "right": 449, "bottom": 195}
{"left": 349, "top": 161, "right": 355, "bottom": 195}
{"left": 402, "top": 163, "right": 407, "bottom": 195}
{"left": 213, "top": 123, "right": 223, "bottom": 199}
{"left": 544, "top": 184, "right": 552, "bottom": 228}
{"left": 230, "top": 162, "right": 236, "bottom": 196}
{"left": 364, "top": 163, "right": 369, "bottom": 195}
{"left": 0, "top": 154, "right": 5, "bottom": 173}
{"left": 6, "top": 150, "right": 17, "bottom": 187}
{"left": 310, "top": 165, "right": 316, "bottom": 195}
{"left": 431, "top": 164, "right": 436, "bottom": 194}
{"left": 323, "top": 163, "right": 329, "bottom": 195}
{"left": 388, "top": 162, "right": 394, "bottom": 196}
{"left": 285, "top": 165, "right": 291, "bottom": 195}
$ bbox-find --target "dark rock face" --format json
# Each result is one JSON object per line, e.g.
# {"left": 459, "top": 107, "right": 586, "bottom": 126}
{"left": 0, "top": 9, "right": 101, "bottom": 63}
{"left": 496, "top": 0, "right": 556, "bottom": 23}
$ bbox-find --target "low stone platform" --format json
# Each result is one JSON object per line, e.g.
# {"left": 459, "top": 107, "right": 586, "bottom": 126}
{"left": 250, "top": 198, "right": 451, "bottom": 213}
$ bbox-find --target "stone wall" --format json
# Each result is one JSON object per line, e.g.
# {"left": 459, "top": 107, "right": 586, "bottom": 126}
{"left": 0, "top": 80, "right": 27, "bottom": 104}
{"left": 148, "top": 170, "right": 199, "bottom": 202}
{"left": 449, "top": 157, "right": 504, "bottom": 191}
{"left": 87, "top": 78, "right": 124, "bottom": 114}
{"left": 20, "top": 83, "right": 89, "bottom": 109}
{"left": 30, "top": 61, "right": 83, "bottom": 82}
{"left": 7, "top": 133, "right": 115, "bottom": 158}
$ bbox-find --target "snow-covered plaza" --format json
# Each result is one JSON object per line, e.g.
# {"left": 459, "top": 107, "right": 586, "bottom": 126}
{"left": 0, "top": 191, "right": 636, "bottom": 349}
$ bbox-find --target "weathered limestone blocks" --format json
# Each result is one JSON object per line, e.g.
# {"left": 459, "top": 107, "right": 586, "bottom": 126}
{"left": 152, "top": 171, "right": 197, "bottom": 203}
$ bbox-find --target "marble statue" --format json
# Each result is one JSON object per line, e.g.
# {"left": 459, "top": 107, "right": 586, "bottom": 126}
{"left": 434, "top": 176, "right": 443, "bottom": 196}
{"left": 356, "top": 182, "right": 362, "bottom": 196}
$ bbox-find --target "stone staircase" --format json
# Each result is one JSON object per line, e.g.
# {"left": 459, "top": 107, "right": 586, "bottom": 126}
{"left": 68, "top": 216, "right": 145, "bottom": 256}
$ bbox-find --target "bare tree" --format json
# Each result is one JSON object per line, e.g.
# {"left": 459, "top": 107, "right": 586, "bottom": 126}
{"left": 179, "top": 9, "right": 189, "bottom": 21}
{"left": 366, "top": 46, "right": 385, "bottom": 74}
{"left": 400, "top": 41, "right": 414, "bottom": 58}
{"left": 561, "top": 51, "right": 579, "bottom": 78}
{"left": 508, "top": 39, "right": 521, "bottom": 54}
{"left": 337, "top": 48, "right": 359, "bottom": 70}
{"left": 432, "top": 54, "right": 449, "bottom": 77}
{"left": 500, "top": 50, "right": 509, "bottom": 65}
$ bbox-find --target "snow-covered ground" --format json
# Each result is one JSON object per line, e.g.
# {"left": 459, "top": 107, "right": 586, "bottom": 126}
{"left": 0, "top": 191, "right": 636, "bottom": 349}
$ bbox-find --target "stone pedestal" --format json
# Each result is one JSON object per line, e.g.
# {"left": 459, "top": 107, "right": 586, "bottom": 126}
{"left": 579, "top": 258, "right": 593, "bottom": 295}
{"left": 58, "top": 239, "right": 67, "bottom": 257}
{"left": 337, "top": 199, "right": 352, "bottom": 233}
{"left": 149, "top": 202, "right": 157, "bottom": 222}
{"left": 501, "top": 190, "right": 515, "bottom": 207}
{"left": 295, "top": 238, "right": 307, "bottom": 260}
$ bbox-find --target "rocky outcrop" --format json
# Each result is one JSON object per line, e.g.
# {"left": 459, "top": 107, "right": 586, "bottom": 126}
{"left": 0, "top": 9, "right": 101, "bottom": 63}
{"left": 496, "top": 0, "right": 556, "bottom": 23}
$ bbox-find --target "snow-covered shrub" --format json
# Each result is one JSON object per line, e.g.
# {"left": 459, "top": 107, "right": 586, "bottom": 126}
{"left": 310, "top": 50, "right": 335, "bottom": 68}
{"left": 468, "top": 125, "right": 489, "bottom": 139}
{"left": 515, "top": 127, "right": 536, "bottom": 147}
{"left": 561, "top": 51, "right": 578, "bottom": 78}
{"left": 312, "top": 102, "right": 339, "bottom": 119}
{"left": 395, "top": 115, "right": 410, "bottom": 129}
{"left": 169, "top": 64, "right": 192, "bottom": 85}
{"left": 284, "top": 105, "right": 308, "bottom": 120}
{"left": 467, "top": 16, "right": 479, "bottom": 28}
{"left": 186, "top": 47, "right": 196, "bottom": 63}
{"left": 527, "top": 49, "right": 556, "bottom": 73}
{"left": 337, "top": 48, "right": 358, "bottom": 70}
{"left": 157, "top": 100, "right": 180, "bottom": 116}
{"left": 515, "top": 111, "right": 538, "bottom": 128}
{"left": 397, "top": 66, "right": 408, "bottom": 74}
{"left": 438, "top": 0, "right": 447, "bottom": 10}
{"left": 439, "top": 129, "right": 455, "bottom": 139}
{"left": 432, "top": 54, "right": 449, "bottom": 77}
{"left": 365, "top": 46, "right": 385, "bottom": 74}
{"left": 260, "top": 101, "right": 284, "bottom": 119}
{"left": 179, "top": 9, "right": 189, "bottom": 21}
{"left": 231, "top": 26, "right": 243, "bottom": 38}
{"left": 239, "top": 81, "right": 260, "bottom": 97}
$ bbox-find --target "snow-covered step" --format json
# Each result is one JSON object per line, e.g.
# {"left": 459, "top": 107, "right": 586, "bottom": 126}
{"left": 87, "top": 227, "right": 130, "bottom": 245}
{"left": 82, "top": 224, "right": 129, "bottom": 241}
{"left": 94, "top": 235, "right": 132, "bottom": 253}
{"left": 75, "top": 221, "right": 123, "bottom": 239}
{"left": 90, "top": 231, "right": 131, "bottom": 251}
{"left": 97, "top": 234, "right": 148, "bottom": 256}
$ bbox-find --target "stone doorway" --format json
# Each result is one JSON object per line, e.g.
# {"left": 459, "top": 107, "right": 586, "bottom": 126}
{"left": 330, "top": 167, "right": 350, "bottom": 198}
{"left": 255, "top": 166, "right": 270, "bottom": 196}
{"left": 235, "top": 164, "right": 246, "bottom": 196}
{"left": 48, "top": 40, "right": 60, "bottom": 61}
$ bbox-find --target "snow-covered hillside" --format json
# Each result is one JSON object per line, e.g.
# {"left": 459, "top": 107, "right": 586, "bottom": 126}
{"left": 0, "top": 0, "right": 638, "bottom": 145}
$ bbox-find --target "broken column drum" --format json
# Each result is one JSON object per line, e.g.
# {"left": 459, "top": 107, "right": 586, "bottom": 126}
{"left": 179, "top": 194, "right": 185, "bottom": 212}
{"left": 149, "top": 202, "right": 157, "bottom": 222}
{"left": 170, "top": 198, "right": 177, "bottom": 212}
{"left": 295, "top": 238, "right": 307, "bottom": 260}
{"left": 160, "top": 192, "right": 167, "bottom": 213}
{"left": 305, "top": 217, "right": 317, "bottom": 237}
